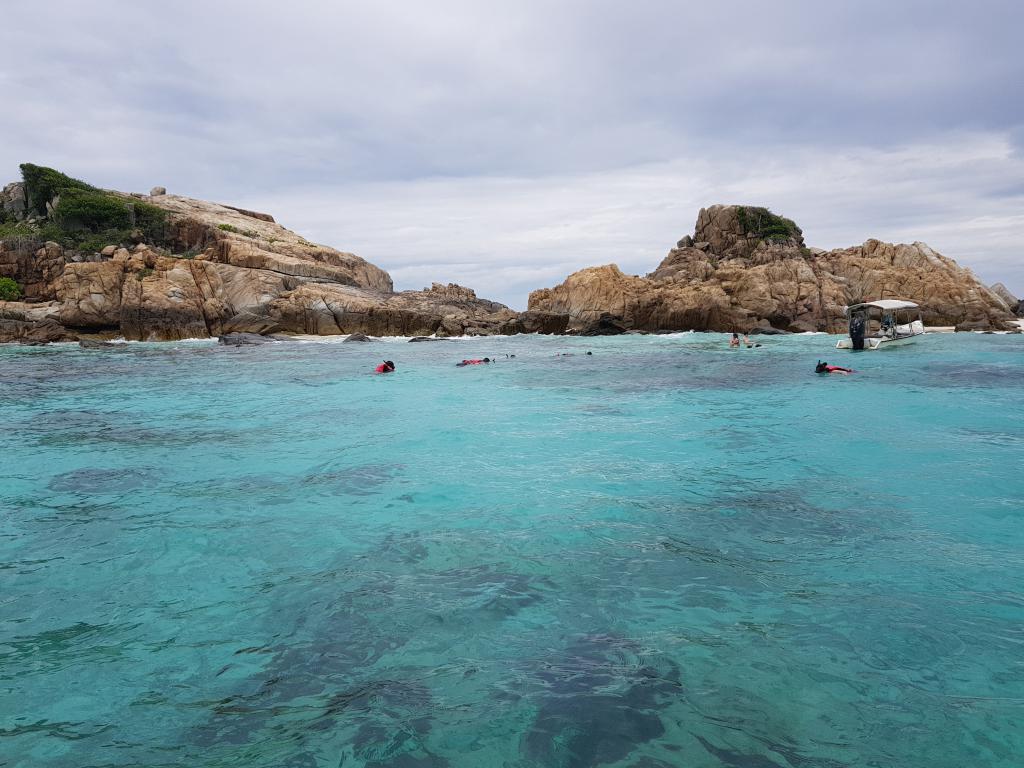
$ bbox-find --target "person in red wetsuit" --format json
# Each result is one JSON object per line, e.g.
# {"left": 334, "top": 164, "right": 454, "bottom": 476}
{"left": 375, "top": 360, "right": 396, "bottom": 373}
{"left": 815, "top": 360, "right": 853, "bottom": 375}
{"left": 456, "top": 357, "right": 491, "bottom": 367}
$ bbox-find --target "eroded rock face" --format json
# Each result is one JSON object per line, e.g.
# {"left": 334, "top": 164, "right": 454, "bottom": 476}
{"left": 529, "top": 205, "right": 1016, "bottom": 332}
{"left": 57, "top": 261, "right": 126, "bottom": 327}
{"left": 0, "top": 240, "right": 65, "bottom": 300}
{"left": 154, "top": 194, "right": 393, "bottom": 293}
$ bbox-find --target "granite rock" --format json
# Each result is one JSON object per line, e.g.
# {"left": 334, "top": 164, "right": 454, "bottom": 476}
{"left": 529, "top": 205, "right": 1016, "bottom": 332}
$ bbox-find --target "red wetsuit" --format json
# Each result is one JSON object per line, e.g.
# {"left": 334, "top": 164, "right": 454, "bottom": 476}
{"left": 375, "top": 363, "right": 394, "bottom": 373}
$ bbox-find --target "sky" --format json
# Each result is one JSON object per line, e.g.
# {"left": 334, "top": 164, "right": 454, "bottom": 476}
{"left": 2, "top": 0, "right": 1022, "bottom": 308}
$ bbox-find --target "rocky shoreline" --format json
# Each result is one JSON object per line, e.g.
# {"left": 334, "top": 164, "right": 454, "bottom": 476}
{"left": 2, "top": 167, "right": 1020, "bottom": 344}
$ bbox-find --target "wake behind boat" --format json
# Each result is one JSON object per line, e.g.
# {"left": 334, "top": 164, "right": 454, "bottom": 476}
{"left": 836, "top": 300, "right": 924, "bottom": 350}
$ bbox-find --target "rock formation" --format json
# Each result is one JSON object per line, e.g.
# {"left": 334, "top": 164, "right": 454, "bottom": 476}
{"left": 529, "top": 205, "right": 1017, "bottom": 333}
{"left": 3, "top": 169, "right": 1019, "bottom": 343}
{"left": 989, "top": 283, "right": 1022, "bottom": 317}
{"left": 1, "top": 166, "right": 518, "bottom": 343}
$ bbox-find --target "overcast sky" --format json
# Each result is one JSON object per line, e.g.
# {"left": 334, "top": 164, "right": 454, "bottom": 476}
{"left": 3, "top": 0, "right": 1022, "bottom": 307}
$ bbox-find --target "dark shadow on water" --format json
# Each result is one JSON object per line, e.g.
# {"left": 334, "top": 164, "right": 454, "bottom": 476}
{"left": 522, "top": 634, "right": 682, "bottom": 767}
{"left": 47, "top": 467, "right": 159, "bottom": 494}
{"left": 920, "top": 362, "right": 1024, "bottom": 388}
{"left": 301, "top": 462, "right": 404, "bottom": 497}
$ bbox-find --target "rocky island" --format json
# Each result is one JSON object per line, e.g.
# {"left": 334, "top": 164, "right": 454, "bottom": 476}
{"left": 1, "top": 166, "right": 1019, "bottom": 343}
{"left": 530, "top": 205, "right": 1019, "bottom": 334}
{"left": 0, "top": 165, "right": 548, "bottom": 344}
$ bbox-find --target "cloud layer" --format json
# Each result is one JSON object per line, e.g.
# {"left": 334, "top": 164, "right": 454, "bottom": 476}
{"left": 3, "top": 1, "right": 1022, "bottom": 307}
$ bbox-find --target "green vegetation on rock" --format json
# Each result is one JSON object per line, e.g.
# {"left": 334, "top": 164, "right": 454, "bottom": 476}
{"left": 0, "top": 220, "right": 37, "bottom": 240}
{"left": 20, "top": 164, "right": 94, "bottom": 216}
{"left": 0, "top": 277, "right": 23, "bottom": 301}
{"left": 217, "top": 222, "right": 258, "bottom": 238}
{"left": 17, "top": 164, "right": 169, "bottom": 251}
{"left": 736, "top": 206, "right": 802, "bottom": 242}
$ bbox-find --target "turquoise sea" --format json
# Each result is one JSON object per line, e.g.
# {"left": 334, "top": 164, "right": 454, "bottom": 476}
{"left": 2, "top": 332, "right": 1022, "bottom": 767}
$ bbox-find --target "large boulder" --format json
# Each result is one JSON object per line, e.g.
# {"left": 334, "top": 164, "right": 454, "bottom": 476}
{"left": 578, "top": 313, "right": 629, "bottom": 336}
{"left": 218, "top": 332, "right": 281, "bottom": 345}
{"left": 0, "top": 317, "right": 73, "bottom": 344}
{"left": 501, "top": 310, "right": 570, "bottom": 335}
{"left": 1, "top": 182, "right": 27, "bottom": 219}
{"left": 989, "top": 282, "right": 1022, "bottom": 316}
{"left": 528, "top": 263, "right": 755, "bottom": 333}
{"left": 57, "top": 261, "right": 125, "bottom": 327}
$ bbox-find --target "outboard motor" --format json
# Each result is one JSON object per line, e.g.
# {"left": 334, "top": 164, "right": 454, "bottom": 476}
{"left": 849, "top": 312, "right": 866, "bottom": 350}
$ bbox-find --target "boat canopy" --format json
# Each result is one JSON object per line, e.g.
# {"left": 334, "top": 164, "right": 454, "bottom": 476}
{"left": 845, "top": 299, "right": 919, "bottom": 313}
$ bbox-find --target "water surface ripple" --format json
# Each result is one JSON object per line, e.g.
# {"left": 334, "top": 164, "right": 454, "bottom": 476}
{"left": 1, "top": 333, "right": 1022, "bottom": 767}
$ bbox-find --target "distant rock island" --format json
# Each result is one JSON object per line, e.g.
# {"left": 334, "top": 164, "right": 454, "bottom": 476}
{"left": 530, "top": 205, "right": 1019, "bottom": 333}
{"left": 1, "top": 166, "right": 1019, "bottom": 343}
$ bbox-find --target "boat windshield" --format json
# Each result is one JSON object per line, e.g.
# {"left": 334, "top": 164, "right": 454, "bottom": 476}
{"left": 848, "top": 305, "right": 922, "bottom": 339}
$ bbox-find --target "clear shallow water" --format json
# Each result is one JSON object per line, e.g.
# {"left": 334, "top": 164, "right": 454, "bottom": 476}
{"left": 2, "top": 332, "right": 1022, "bottom": 768}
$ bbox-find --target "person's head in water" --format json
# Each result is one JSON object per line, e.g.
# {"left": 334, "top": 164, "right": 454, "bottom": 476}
{"left": 384, "top": 360, "right": 395, "bottom": 371}
{"left": 732, "top": 332, "right": 739, "bottom": 340}
{"left": 483, "top": 357, "right": 490, "bottom": 363}
{"left": 815, "top": 361, "right": 828, "bottom": 373}
{"left": 586, "top": 351, "right": 593, "bottom": 355}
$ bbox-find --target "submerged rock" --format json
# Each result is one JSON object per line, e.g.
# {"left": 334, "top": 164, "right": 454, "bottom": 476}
{"left": 217, "top": 332, "right": 280, "bottom": 346}
{"left": 749, "top": 327, "right": 791, "bottom": 335}
{"left": 78, "top": 339, "right": 128, "bottom": 349}
{"left": 523, "top": 634, "right": 682, "bottom": 767}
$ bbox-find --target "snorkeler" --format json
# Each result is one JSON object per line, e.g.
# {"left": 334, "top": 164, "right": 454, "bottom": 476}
{"left": 815, "top": 360, "right": 853, "bottom": 375}
{"left": 456, "top": 358, "right": 491, "bottom": 367}
{"left": 730, "top": 332, "right": 740, "bottom": 348}
{"left": 375, "top": 360, "right": 396, "bottom": 373}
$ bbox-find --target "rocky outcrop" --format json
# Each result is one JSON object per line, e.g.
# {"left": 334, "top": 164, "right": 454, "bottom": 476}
{"left": 1, "top": 240, "right": 65, "bottom": 300}
{"left": 267, "top": 281, "right": 518, "bottom": 338}
{"left": 529, "top": 204, "right": 1017, "bottom": 332}
{"left": 5, "top": 169, "right": 1019, "bottom": 343}
{"left": 1, "top": 182, "right": 27, "bottom": 219}
{"left": 990, "top": 283, "right": 1022, "bottom": 316}
{"left": 1, "top": 169, "right": 526, "bottom": 343}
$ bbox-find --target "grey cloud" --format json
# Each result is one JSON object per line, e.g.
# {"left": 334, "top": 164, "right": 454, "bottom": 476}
{"left": 1, "top": 1, "right": 1022, "bottom": 304}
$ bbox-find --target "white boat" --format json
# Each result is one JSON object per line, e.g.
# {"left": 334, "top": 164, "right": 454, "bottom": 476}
{"left": 835, "top": 299, "right": 924, "bottom": 350}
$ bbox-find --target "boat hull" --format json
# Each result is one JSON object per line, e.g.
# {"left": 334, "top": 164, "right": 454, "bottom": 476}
{"left": 836, "top": 332, "right": 924, "bottom": 350}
